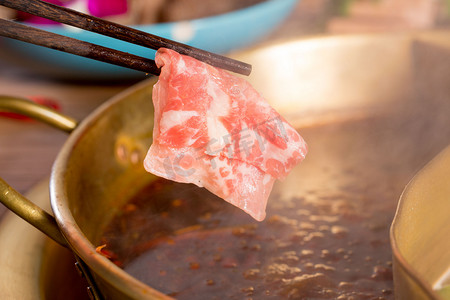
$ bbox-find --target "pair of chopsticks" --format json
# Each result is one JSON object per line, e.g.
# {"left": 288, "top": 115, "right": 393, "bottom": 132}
{"left": 0, "top": 0, "right": 252, "bottom": 76}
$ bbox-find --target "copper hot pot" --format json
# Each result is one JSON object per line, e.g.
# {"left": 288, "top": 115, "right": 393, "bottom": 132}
{"left": 1, "top": 32, "right": 450, "bottom": 299}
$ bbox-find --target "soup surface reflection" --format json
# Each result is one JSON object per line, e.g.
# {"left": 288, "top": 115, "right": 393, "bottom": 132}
{"left": 101, "top": 101, "right": 450, "bottom": 299}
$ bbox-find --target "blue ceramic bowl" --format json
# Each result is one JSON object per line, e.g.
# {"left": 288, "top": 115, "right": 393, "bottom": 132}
{"left": 2, "top": 0, "right": 299, "bottom": 80}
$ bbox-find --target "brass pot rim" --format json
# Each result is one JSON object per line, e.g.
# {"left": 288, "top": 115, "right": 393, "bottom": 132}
{"left": 390, "top": 195, "right": 444, "bottom": 300}
{"left": 390, "top": 145, "right": 450, "bottom": 300}
{"left": 49, "top": 78, "right": 171, "bottom": 299}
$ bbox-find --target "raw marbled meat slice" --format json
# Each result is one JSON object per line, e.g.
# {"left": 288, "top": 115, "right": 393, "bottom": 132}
{"left": 144, "top": 48, "right": 307, "bottom": 221}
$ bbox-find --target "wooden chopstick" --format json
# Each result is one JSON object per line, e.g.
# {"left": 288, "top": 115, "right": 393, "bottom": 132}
{"left": 0, "top": 0, "right": 252, "bottom": 76}
{"left": 0, "top": 18, "right": 161, "bottom": 75}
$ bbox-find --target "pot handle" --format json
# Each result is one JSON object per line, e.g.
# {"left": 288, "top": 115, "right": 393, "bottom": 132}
{"left": 0, "top": 96, "right": 104, "bottom": 299}
{"left": 0, "top": 96, "right": 79, "bottom": 248}
{"left": 0, "top": 95, "right": 77, "bottom": 132}
{"left": 0, "top": 178, "right": 68, "bottom": 247}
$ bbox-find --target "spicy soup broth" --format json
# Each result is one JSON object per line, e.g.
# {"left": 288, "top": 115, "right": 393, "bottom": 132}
{"left": 99, "top": 90, "right": 450, "bottom": 299}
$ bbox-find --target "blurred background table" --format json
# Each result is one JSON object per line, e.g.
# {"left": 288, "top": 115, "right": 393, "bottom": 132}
{"left": 1, "top": 0, "right": 449, "bottom": 219}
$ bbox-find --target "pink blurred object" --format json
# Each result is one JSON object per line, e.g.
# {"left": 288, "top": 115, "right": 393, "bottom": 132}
{"left": 17, "top": 0, "right": 128, "bottom": 24}
{"left": 17, "top": 0, "right": 67, "bottom": 25}
{"left": 87, "top": 0, "right": 128, "bottom": 18}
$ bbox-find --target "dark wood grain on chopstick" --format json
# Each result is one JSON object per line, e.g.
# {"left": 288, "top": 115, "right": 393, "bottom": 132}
{"left": 0, "top": 19, "right": 161, "bottom": 75}
{"left": 0, "top": 0, "right": 252, "bottom": 76}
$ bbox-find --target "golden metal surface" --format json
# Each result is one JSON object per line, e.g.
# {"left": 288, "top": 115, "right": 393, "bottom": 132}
{"left": 391, "top": 146, "right": 450, "bottom": 300}
{"left": 0, "top": 177, "right": 67, "bottom": 247}
{"left": 0, "top": 96, "right": 78, "bottom": 133}
{"left": 0, "top": 96, "right": 78, "bottom": 248}
{"left": 0, "top": 179, "right": 51, "bottom": 300}
{"left": 50, "top": 78, "right": 171, "bottom": 299}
